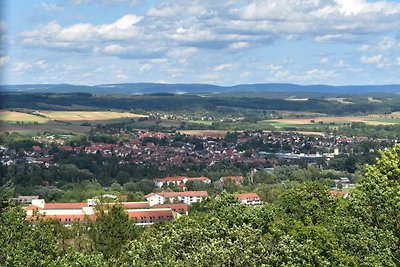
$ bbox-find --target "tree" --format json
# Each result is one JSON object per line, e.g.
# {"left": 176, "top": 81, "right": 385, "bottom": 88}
{"left": 0, "top": 207, "right": 58, "bottom": 266}
{"left": 89, "top": 204, "right": 140, "bottom": 259}
{"left": 350, "top": 144, "right": 400, "bottom": 260}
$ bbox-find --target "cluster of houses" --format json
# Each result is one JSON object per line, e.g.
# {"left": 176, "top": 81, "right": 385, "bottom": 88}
{"left": 1, "top": 130, "right": 375, "bottom": 168}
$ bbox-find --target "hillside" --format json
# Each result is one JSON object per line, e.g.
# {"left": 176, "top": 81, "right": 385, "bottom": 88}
{"left": 2, "top": 83, "right": 400, "bottom": 95}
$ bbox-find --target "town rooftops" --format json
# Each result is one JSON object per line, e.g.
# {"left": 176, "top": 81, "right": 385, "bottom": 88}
{"left": 144, "top": 190, "right": 209, "bottom": 198}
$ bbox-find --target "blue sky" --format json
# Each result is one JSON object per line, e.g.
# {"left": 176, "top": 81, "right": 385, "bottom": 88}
{"left": 1, "top": 0, "right": 400, "bottom": 85}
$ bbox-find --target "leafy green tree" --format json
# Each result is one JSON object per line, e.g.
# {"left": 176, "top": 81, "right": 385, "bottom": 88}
{"left": 0, "top": 207, "right": 58, "bottom": 267}
{"left": 89, "top": 204, "right": 140, "bottom": 259}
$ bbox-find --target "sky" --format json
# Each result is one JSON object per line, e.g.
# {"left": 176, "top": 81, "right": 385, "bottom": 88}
{"left": 1, "top": 0, "right": 400, "bottom": 86}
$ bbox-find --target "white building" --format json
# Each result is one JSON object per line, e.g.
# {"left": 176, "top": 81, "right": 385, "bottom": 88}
{"left": 25, "top": 198, "right": 183, "bottom": 226}
{"left": 144, "top": 191, "right": 209, "bottom": 206}
{"left": 153, "top": 176, "right": 211, "bottom": 188}
{"left": 237, "top": 192, "right": 261, "bottom": 205}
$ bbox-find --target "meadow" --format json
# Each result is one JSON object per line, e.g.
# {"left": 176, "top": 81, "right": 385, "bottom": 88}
{"left": 265, "top": 114, "right": 400, "bottom": 129}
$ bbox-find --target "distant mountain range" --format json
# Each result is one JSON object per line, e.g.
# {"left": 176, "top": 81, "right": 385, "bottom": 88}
{"left": 1, "top": 83, "right": 400, "bottom": 95}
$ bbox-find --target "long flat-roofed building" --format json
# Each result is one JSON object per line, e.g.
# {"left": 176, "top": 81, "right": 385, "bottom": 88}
{"left": 25, "top": 198, "right": 185, "bottom": 226}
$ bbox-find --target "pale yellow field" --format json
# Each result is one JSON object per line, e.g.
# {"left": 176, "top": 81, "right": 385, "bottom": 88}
{"left": 41, "top": 111, "right": 146, "bottom": 121}
{"left": 270, "top": 115, "right": 400, "bottom": 126}
{"left": 0, "top": 111, "right": 49, "bottom": 123}
{"left": 179, "top": 130, "right": 229, "bottom": 137}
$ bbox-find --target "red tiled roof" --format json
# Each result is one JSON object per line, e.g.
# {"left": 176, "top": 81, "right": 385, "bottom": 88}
{"left": 27, "top": 202, "right": 87, "bottom": 210}
{"left": 153, "top": 203, "right": 188, "bottom": 213}
{"left": 127, "top": 209, "right": 174, "bottom": 220}
{"left": 122, "top": 202, "right": 150, "bottom": 209}
{"left": 146, "top": 191, "right": 208, "bottom": 198}
{"left": 44, "top": 202, "right": 87, "bottom": 209}
{"left": 237, "top": 192, "right": 260, "bottom": 201}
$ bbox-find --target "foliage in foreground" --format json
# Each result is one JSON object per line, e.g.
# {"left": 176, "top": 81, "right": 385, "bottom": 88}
{"left": 1, "top": 145, "right": 400, "bottom": 266}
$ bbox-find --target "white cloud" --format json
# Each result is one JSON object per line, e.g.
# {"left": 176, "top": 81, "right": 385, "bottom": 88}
{"left": 336, "top": 0, "right": 365, "bottom": 15}
{"left": 38, "top": 2, "right": 64, "bottom": 12}
{"left": 35, "top": 60, "right": 49, "bottom": 70}
{"left": 336, "top": 59, "right": 349, "bottom": 68}
{"left": 320, "top": 57, "right": 330, "bottom": 65}
{"left": 116, "top": 73, "right": 129, "bottom": 80}
{"left": 361, "top": 55, "right": 382, "bottom": 64}
{"left": 377, "top": 36, "right": 397, "bottom": 51}
{"left": 12, "top": 62, "right": 32, "bottom": 72}
{"left": 396, "top": 57, "right": 400, "bottom": 66}
{"left": 0, "top": 56, "right": 9, "bottom": 68}
{"left": 201, "top": 73, "right": 221, "bottom": 81}
{"left": 139, "top": 64, "right": 152, "bottom": 73}
{"left": 289, "top": 69, "right": 339, "bottom": 83}
{"left": 266, "top": 64, "right": 283, "bottom": 71}
{"left": 21, "top": 14, "right": 142, "bottom": 50}
{"left": 167, "top": 47, "right": 197, "bottom": 58}
{"left": 229, "top": 42, "right": 251, "bottom": 50}
{"left": 358, "top": 44, "right": 370, "bottom": 51}
{"left": 213, "top": 63, "right": 235, "bottom": 72}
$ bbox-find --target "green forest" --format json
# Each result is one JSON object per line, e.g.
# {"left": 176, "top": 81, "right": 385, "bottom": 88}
{"left": 2, "top": 92, "right": 399, "bottom": 115}
{"left": 1, "top": 144, "right": 400, "bottom": 266}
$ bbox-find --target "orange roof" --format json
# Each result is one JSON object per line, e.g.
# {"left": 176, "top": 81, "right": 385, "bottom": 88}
{"left": 27, "top": 202, "right": 87, "bottom": 210}
{"left": 127, "top": 209, "right": 173, "bottom": 220}
{"left": 122, "top": 202, "right": 150, "bottom": 209}
{"left": 153, "top": 203, "right": 188, "bottom": 213}
{"left": 186, "top": 176, "right": 210, "bottom": 181}
{"left": 237, "top": 192, "right": 260, "bottom": 201}
{"left": 149, "top": 191, "right": 208, "bottom": 198}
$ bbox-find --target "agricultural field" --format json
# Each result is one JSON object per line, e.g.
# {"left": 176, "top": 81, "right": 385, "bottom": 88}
{"left": 41, "top": 111, "right": 145, "bottom": 121}
{"left": 178, "top": 130, "right": 229, "bottom": 137}
{"left": 0, "top": 111, "right": 49, "bottom": 124}
{"left": 266, "top": 114, "right": 400, "bottom": 129}
{"left": 187, "top": 120, "right": 214, "bottom": 125}
{"left": 0, "top": 110, "right": 147, "bottom": 134}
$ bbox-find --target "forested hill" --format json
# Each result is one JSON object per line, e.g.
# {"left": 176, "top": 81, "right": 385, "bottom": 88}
{"left": 2, "top": 83, "right": 400, "bottom": 95}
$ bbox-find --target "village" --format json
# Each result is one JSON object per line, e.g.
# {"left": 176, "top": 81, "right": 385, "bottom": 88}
{"left": 0, "top": 130, "right": 374, "bottom": 169}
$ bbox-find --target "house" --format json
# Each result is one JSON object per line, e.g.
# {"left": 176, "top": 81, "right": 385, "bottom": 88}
{"left": 153, "top": 176, "right": 187, "bottom": 188}
{"left": 12, "top": 195, "right": 39, "bottom": 205}
{"left": 237, "top": 192, "right": 261, "bottom": 205}
{"left": 186, "top": 176, "right": 211, "bottom": 184}
{"left": 144, "top": 191, "right": 208, "bottom": 206}
{"left": 220, "top": 176, "right": 244, "bottom": 187}
{"left": 153, "top": 176, "right": 211, "bottom": 188}
{"left": 25, "top": 198, "right": 180, "bottom": 226}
